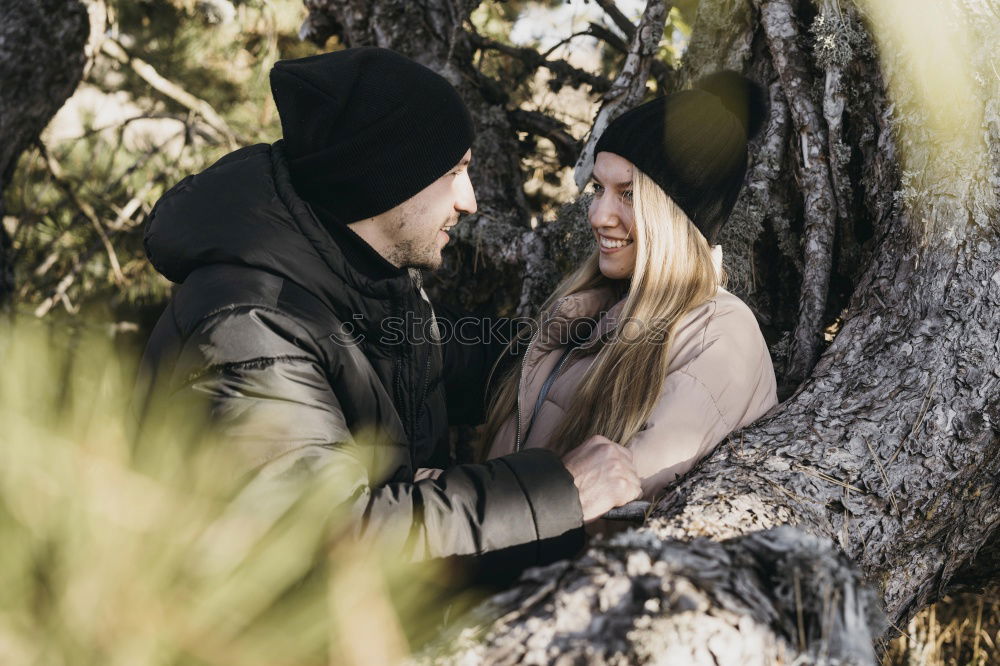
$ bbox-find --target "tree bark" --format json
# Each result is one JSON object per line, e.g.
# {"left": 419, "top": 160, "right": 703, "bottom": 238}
{"left": 0, "top": 0, "right": 90, "bottom": 309}
{"left": 303, "top": 1, "right": 1000, "bottom": 661}
{"left": 418, "top": 527, "right": 884, "bottom": 664}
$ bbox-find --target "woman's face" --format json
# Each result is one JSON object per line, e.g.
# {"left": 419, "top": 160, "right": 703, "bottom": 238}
{"left": 588, "top": 151, "right": 637, "bottom": 280}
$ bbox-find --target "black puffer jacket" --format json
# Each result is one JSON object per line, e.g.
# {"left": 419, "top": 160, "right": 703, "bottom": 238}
{"left": 138, "top": 141, "right": 583, "bottom": 565}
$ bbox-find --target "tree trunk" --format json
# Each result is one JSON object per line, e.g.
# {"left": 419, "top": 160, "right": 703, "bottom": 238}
{"left": 0, "top": 0, "right": 90, "bottom": 309}
{"left": 303, "top": 0, "right": 1000, "bottom": 661}
{"left": 418, "top": 526, "right": 884, "bottom": 664}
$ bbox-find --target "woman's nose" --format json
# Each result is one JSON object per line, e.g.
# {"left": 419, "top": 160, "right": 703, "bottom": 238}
{"left": 590, "top": 197, "right": 619, "bottom": 229}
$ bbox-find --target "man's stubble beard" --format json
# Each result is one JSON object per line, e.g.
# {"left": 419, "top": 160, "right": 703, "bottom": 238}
{"left": 388, "top": 238, "right": 436, "bottom": 271}
{"left": 387, "top": 211, "right": 457, "bottom": 271}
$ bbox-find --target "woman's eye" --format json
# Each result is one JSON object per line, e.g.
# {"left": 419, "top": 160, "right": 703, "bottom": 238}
{"left": 592, "top": 183, "right": 605, "bottom": 196}
{"left": 621, "top": 190, "right": 633, "bottom": 204}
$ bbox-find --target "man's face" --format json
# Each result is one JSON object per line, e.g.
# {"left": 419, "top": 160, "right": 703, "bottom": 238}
{"left": 384, "top": 150, "right": 477, "bottom": 270}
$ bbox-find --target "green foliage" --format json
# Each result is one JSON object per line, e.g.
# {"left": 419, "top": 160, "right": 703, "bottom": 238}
{"left": 6, "top": 0, "right": 321, "bottom": 326}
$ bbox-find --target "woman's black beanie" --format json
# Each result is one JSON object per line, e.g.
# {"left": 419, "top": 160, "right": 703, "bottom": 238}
{"left": 594, "top": 71, "right": 768, "bottom": 245}
{"left": 270, "top": 47, "right": 475, "bottom": 224}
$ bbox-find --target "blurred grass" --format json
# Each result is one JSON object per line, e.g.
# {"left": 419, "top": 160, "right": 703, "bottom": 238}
{"left": 0, "top": 317, "right": 475, "bottom": 665}
{"left": 884, "top": 590, "right": 1000, "bottom": 666}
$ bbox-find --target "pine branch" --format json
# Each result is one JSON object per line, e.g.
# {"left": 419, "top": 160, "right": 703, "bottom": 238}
{"left": 595, "top": 0, "right": 637, "bottom": 41}
{"left": 35, "top": 141, "right": 125, "bottom": 286}
{"left": 100, "top": 38, "right": 244, "bottom": 148}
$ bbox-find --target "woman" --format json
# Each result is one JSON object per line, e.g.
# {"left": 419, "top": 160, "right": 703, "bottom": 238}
{"left": 480, "top": 71, "right": 779, "bottom": 501}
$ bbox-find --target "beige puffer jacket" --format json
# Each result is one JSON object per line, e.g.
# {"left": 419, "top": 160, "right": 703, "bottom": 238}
{"left": 486, "top": 246, "right": 779, "bottom": 499}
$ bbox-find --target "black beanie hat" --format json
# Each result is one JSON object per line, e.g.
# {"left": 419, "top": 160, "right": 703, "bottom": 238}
{"left": 594, "top": 71, "right": 767, "bottom": 245}
{"left": 270, "top": 47, "right": 475, "bottom": 224}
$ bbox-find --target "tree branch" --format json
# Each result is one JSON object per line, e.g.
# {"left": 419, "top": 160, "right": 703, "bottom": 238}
{"left": 424, "top": 527, "right": 881, "bottom": 664}
{"left": 595, "top": 0, "right": 637, "bottom": 41}
{"left": 507, "top": 109, "right": 581, "bottom": 169}
{"left": 539, "top": 30, "right": 600, "bottom": 60}
{"left": 586, "top": 21, "right": 676, "bottom": 95}
{"left": 759, "top": 0, "right": 839, "bottom": 392}
{"left": 469, "top": 33, "right": 613, "bottom": 93}
{"left": 574, "top": 0, "right": 671, "bottom": 189}
{"left": 100, "top": 38, "right": 244, "bottom": 148}
{"left": 584, "top": 21, "right": 630, "bottom": 55}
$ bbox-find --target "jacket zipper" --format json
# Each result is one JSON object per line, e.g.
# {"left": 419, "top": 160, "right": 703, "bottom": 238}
{"left": 515, "top": 297, "right": 570, "bottom": 453}
{"left": 390, "top": 297, "right": 408, "bottom": 439}
{"left": 409, "top": 279, "right": 439, "bottom": 442}
{"left": 519, "top": 344, "right": 578, "bottom": 450}
{"left": 392, "top": 356, "right": 404, "bottom": 431}
{"left": 514, "top": 340, "right": 533, "bottom": 453}
{"left": 412, "top": 347, "right": 432, "bottom": 439}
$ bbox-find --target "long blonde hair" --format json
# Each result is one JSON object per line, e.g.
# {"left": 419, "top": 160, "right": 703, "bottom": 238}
{"left": 478, "top": 167, "right": 726, "bottom": 457}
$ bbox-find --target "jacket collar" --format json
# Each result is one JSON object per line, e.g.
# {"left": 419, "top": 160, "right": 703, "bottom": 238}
{"left": 267, "top": 141, "right": 421, "bottom": 304}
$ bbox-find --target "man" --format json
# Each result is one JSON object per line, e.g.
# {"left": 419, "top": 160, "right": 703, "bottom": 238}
{"left": 136, "top": 47, "right": 639, "bottom": 569}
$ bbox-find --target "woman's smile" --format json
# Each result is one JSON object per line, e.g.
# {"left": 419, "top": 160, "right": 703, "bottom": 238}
{"left": 597, "top": 232, "right": 634, "bottom": 252}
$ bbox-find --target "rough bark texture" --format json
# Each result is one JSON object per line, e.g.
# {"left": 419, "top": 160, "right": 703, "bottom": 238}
{"left": 301, "top": 0, "right": 1000, "bottom": 661}
{"left": 418, "top": 527, "right": 883, "bottom": 664}
{"left": 672, "top": 0, "right": 895, "bottom": 396}
{"left": 759, "top": 0, "right": 839, "bottom": 390}
{"left": 0, "top": 0, "right": 90, "bottom": 308}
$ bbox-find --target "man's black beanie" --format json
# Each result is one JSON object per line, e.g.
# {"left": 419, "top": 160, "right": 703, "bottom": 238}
{"left": 270, "top": 47, "right": 475, "bottom": 225}
{"left": 594, "top": 71, "right": 767, "bottom": 245}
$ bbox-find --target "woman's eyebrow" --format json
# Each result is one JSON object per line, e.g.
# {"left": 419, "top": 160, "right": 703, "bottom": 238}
{"left": 591, "top": 176, "right": 633, "bottom": 188}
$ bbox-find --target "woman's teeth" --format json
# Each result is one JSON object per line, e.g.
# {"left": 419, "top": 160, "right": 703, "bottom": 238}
{"left": 599, "top": 236, "right": 632, "bottom": 249}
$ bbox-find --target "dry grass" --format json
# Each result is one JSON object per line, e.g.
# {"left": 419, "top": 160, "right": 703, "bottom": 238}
{"left": 884, "top": 588, "right": 1000, "bottom": 666}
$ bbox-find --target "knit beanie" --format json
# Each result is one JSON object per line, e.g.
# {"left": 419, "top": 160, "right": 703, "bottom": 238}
{"left": 270, "top": 47, "right": 475, "bottom": 225}
{"left": 594, "top": 71, "right": 767, "bottom": 244}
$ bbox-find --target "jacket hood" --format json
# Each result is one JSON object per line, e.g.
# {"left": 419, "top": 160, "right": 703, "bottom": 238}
{"left": 144, "top": 141, "right": 417, "bottom": 312}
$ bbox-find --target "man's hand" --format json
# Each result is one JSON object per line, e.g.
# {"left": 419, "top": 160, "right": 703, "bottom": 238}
{"left": 414, "top": 467, "right": 443, "bottom": 481}
{"left": 561, "top": 435, "right": 641, "bottom": 523}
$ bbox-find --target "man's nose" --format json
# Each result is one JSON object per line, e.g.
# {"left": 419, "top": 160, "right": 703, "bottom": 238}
{"left": 456, "top": 174, "right": 477, "bottom": 215}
